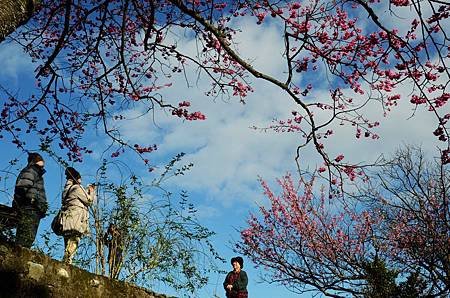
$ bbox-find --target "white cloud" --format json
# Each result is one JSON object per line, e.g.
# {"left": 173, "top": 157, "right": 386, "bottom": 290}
{"left": 0, "top": 13, "right": 422, "bottom": 215}
{"left": 0, "top": 42, "right": 34, "bottom": 84}
{"left": 151, "top": 81, "right": 300, "bottom": 207}
{"left": 109, "top": 14, "right": 445, "bottom": 210}
{"left": 229, "top": 17, "right": 286, "bottom": 77}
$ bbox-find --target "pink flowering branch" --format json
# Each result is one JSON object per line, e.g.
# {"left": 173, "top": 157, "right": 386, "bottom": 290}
{"left": 237, "top": 174, "right": 384, "bottom": 296}
{"left": 1, "top": 0, "right": 449, "bottom": 172}
{"left": 238, "top": 145, "right": 449, "bottom": 295}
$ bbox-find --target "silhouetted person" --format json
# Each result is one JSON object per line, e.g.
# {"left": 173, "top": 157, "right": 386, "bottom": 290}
{"left": 13, "top": 152, "right": 48, "bottom": 248}
{"left": 104, "top": 223, "right": 124, "bottom": 278}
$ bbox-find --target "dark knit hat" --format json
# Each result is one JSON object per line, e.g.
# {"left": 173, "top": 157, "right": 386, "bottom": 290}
{"left": 231, "top": 256, "right": 244, "bottom": 269}
{"left": 65, "top": 167, "right": 81, "bottom": 181}
{"left": 27, "top": 152, "right": 44, "bottom": 164}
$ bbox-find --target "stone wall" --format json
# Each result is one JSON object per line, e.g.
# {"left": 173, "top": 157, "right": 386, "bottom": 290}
{"left": 0, "top": 240, "right": 171, "bottom": 298}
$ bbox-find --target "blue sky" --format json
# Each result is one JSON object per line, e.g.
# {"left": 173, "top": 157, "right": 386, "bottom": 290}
{"left": 0, "top": 3, "right": 446, "bottom": 298}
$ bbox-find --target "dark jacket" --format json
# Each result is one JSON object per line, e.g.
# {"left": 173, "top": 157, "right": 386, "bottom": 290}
{"left": 223, "top": 270, "right": 248, "bottom": 298}
{"left": 13, "top": 164, "right": 48, "bottom": 216}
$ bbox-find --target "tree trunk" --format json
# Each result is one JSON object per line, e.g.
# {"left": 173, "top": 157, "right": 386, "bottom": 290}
{"left": 0, "top": 0, "right": 40, "bottom": 43}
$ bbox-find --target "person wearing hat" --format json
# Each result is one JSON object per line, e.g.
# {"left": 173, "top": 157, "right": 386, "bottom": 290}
{"left": 13, "top": 152, "right": 48, "bottom": 248}
{"left": 55, "top": 167, "right": 95, "bottom": 264}
{"left": 223, "top": 256, "right": 248, "bottom": 298}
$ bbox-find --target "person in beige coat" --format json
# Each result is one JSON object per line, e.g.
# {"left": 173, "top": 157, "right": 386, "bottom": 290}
{"left": 59, "top": 167, "right": 95, "bottom": 264}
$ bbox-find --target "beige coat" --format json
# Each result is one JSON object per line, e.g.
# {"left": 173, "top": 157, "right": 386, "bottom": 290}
{"left": 59, "top": 180, "right": 94, "bottom": 235}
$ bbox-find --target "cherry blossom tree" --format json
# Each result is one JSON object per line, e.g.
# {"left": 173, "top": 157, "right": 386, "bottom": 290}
{"left": 0, "top": 0, "right": 448, "bottom": 172}
{"left": 236, "top": 146, "right": 449, "bottom": 297}
{"left": 237, "top": 173, "right": 384, "bottom": 297}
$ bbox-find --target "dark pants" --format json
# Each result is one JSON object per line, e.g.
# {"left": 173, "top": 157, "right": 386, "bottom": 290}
{"left": 15, "top": 208, "right": 41, "bottom": 248}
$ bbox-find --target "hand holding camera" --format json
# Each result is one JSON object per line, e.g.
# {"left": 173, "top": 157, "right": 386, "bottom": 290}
{"left": 87, "top": 183, "right": 96, "bottom": 194}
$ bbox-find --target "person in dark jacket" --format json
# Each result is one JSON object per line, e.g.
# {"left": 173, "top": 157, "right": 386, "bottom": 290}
{"left": 13, "top": 152, "right": 48, "bottom": 248}
{"left": 223, "top": 256, "right": 248, "bottom": 298}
